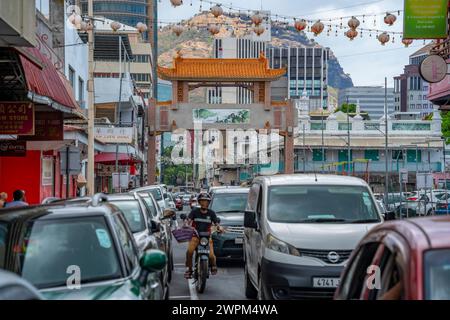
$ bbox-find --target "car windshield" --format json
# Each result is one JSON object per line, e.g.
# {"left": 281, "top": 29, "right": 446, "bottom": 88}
{"left": 20, "top": 217, "right": 121, "bottom": 289}
{"left": 148, "top": 189, "right": 162, "bottom": 201}
{"left": 210, "top": 193, "right": 248, "bottom": 213}
{"left": 424, "top": 249, "right": 450, "bottom": 300}
{"left": 268, "top": 185, "right": 380, "bottom": 223}
{"left": 110, "top": 200, "right": 146, "bottom": 233}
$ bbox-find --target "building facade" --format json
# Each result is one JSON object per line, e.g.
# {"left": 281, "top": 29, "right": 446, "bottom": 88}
{"left": 394, "top": 44, "right": 438, "bottom": 117}
{"left": 267, "top": 46, "right": 330, "bottom": 110}
{"left": 80, "top": 0, "right": 153, "bottom": 41}
{"left": 338, "top": 86, "right": 394, "bottom": 120}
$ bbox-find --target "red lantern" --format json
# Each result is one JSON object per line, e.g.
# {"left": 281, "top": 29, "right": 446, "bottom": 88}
{"left": 377, "top": 32, "right": 390, "bottom": 45}
{"left": 294, "top": 20, "right": 307, "bottom": 32}
{"left": 170, "top": 0, "right": 183, "bottom": 7}
{"left": 311, "top": 21, "right": 324, "bottom": 36}
{"left": 384, "top": 13, "right": 397, "bottom": 26}
{"left": 347, "top": 16, "right": 360, "bottom": 30}
{"left": 402, "top": 38, "right": 413, "bottom": 47}
{"left": 345, "top": 29, "right": 358, "bottom": 40}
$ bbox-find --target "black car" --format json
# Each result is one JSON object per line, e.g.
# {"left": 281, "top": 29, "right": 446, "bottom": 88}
{"left": 209, "top": 187, "right": 250, "bottom": 260}
{"left": 0, "top": 197, "right": 167, "bottom": 300}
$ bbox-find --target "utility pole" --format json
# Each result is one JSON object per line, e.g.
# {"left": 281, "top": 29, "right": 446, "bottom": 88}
{"left": 346, "top": 96, "right": 351, "bottom": 175}
{"left": 384, "top": 77, "right": 389, "bottom": 206}
{"left": 303, "top": 123, "right": 306, "bottom": 173}
{"left": 86, "top": 0, "right": 95, "bottom": 196}
{"left": 321, "top": 110, "right": 325, "bottom": 174}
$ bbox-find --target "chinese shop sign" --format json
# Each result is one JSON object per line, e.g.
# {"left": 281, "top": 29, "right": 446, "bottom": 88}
{"left": 22, "top": 112, "right": 63, "bottom": 141}
{"left": 404, "top": 0, "right": 449, "bottom": 39}
{"left": 0, "top": 102, "right": 34, "bottom": 135}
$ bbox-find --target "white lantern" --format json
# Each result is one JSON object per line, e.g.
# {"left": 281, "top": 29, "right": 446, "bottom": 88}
{"left": 68, "top": 12, "right": 77, "bottom": 25}
{"left": 211, "top": 5, "right": 223, "bottom": 18}
{"left": 251, "top": 12, "right": 264, "bottom": 26}
{"left": 136, "top": 22, "right": 148, "bottom": 33}
{"left": 172, "top": 25, "right": 184, "bottom": 37}
{"left": 347, "top": 16, "right": 360, "bottom": 30}
{"left": 110, "top": 21, "right": 122, "bottom": 32}
{"left": 74, "top": 14, "right": 82, "bottom": 28}
{"left": 377, "top": 32, "right": 390, "bottom": 45}
{"left": 79, "top": 21, "right": 88, "bottom": 32}
{"left": 208, "top": 24, "right": 221, "bottom": 36}
{"left": 253, "top": 25, "right": 265, "bottom": 36}
{"left": 170, "top": 0, "right": 183, "bottom": 7}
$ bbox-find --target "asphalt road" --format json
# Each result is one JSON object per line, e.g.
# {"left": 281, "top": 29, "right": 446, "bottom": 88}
{"left": 169, "top": 206, "right": 248, "bottom": 301}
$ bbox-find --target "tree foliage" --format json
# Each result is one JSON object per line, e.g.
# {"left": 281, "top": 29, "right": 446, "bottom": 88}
{"left": 160, "top": 146, "right": 193, "bottom": 185}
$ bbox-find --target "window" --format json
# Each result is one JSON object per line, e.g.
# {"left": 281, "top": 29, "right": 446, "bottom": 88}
{"left": 109, "top": 200, "right": 146, "bottom": 233}
{"left": 247, "top": 183, "right": 260, "bottom": 212}
{"left": 20, "top": 217, "right": 121, "bottom": 289}
{"left": 424, "top": 249, "right": 450, "bottom": 300}
{"left": 365, "top": 150, "right": 380, "bottom": 161}
{"left": 111, "top": 214, "right": 138, "bottom": 275}
{"left": 35, "top": 0, "right": 50, "bottom": 20}
{"left": 312, "top": 149, "right": 326, "bottom": 162}
{"left": 407, "top": 150, "right": 421, "bottom": 163}
{"left": 210, "top": 192, "right": 249, "bottom": 213}
{"left": 392, "top": 150, "right": 404, "bottom": 160}
{"left": 140, "top": 195, "right": 158, "bottom": 219}
{"left": 78, "top": 77, "right": 84, "bottom": 105}
{"left": 267, "top": 185, "right": 380, "bottom": 223}
{"left": 68, "top": 66, "right": 75, "bottom": 90}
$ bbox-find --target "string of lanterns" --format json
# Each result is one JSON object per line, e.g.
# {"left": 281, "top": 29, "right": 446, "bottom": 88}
{"left": 163, "top": 0, "right": 414, "bottom": 47}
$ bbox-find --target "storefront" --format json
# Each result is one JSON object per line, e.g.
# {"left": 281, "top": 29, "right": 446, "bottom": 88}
{"left": 0, "top": 47, "right": 84, "bottom": 204}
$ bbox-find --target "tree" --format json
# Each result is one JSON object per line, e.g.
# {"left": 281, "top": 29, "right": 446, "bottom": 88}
{"left": 160, "top": 146, "right": 193, "bottom": 185}
{"left": 336, "top": 103, "right": 357, "bottom": 114}
{"left": 441, "top": 111, "right": 450, "bottom": 143}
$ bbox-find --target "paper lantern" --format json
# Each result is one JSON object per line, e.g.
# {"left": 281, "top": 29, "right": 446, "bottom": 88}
{"left": 311, "top": 21, "right": 324, "bottom": 36}
{"left": 253, "top": 25, "right": 265, "bottom": 36}
{"left": 208, "top": 24, "right": 221, "bottom": 36}
{"left": 170, "top": 0, "right": 183, "bottom": 7}
{"left": 345, "top": 29, "right": 358, "bottom": 40}
{"left": 384, "top": 13, "right": 397, "bottom": 26}
{"left": 377, "top": 32, "right": 390, "bottom": 45}
{"left": 211, "top": 5, "right": 223, "bottom": 18}
{"left": 294, "top": 20, "right": 307, "bottom": 32}
{"left": 402, "top": 38, "right": 413, "bottom": 47}
{"left": 136, "top": 22, "right": 148, "bottom": 33}
{"left": 251, "top": 12, "right": 264, "bottom": 26}
{"left": 172, "top": 25, "right": 184, "bottom": 37}
{"left": 110, "top": 21, "right": 122, "bottom": 32}
{"left": 348, "top": 16, "right": 360, "bottom": 30}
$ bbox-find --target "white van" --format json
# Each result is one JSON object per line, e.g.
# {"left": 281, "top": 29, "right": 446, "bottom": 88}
{"left": 243, "top": 174, "right": 383, "bottom": 300}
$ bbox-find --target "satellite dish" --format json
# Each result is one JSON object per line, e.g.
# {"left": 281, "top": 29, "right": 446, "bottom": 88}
{"left": 419, "top": 54, "right": 449, "bottom": 83}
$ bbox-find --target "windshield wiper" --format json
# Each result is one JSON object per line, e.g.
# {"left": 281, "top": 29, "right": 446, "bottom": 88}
{"left": 349, "top": 219, "right": 380, "bottom": 223}
{"left": 300, "top": 218, "right": 347, "bottom": 223}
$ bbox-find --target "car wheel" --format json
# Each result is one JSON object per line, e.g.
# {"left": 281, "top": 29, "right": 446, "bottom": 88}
{"left": 244, "top": 263, "right": 257, "bottom": 299}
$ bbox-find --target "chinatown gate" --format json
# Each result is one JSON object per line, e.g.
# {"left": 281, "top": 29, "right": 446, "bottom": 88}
{"left": 148, "top": 53, "right": 297, "bottom": 185}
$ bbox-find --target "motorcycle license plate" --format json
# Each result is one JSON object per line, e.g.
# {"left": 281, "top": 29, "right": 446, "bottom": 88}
{"left": 235, "top": 237, "right": 244, "bottom": 244}
{"left": 198, "top": 249, "right": 210, "bottom": 254}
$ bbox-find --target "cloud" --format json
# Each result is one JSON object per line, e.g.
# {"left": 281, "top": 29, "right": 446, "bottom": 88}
{"left": 159, "top": 0, "right": 416, "bottom": 87}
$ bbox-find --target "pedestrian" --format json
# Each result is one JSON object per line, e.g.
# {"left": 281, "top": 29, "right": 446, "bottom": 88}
{"left": 0, "top": 192, "right": 7, "bottom": 208}
{"left": 4, "top": 190, "right": 29, "bottom": 208}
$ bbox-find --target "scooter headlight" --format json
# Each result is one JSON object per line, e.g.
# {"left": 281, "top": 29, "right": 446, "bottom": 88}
{"left": 200, "top": 237, "right": 209, "bottom": 246}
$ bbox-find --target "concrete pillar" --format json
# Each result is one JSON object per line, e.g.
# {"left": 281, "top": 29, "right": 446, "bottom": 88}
{"left": 284, "top": 100, "right": 295, "bottom": 174}
{"left": 147, "top": 98, "right": 157, "bottom": 185}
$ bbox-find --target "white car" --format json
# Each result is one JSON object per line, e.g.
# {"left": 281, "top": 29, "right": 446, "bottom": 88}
{"left": 133, "top": 185, "right": 170, "bottom": 210}
{"left": 243, "top": 174, "right": 383, "bottom": 300}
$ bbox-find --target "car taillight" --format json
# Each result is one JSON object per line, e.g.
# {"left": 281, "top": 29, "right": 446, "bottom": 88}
{"left": 408, "top": 197, "right": 418, "bottom": 201}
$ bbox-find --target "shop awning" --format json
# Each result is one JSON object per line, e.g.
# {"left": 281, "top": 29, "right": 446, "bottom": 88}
{"left": 95, "top": 152, "right": 141, "bottom": 165}
{"left": 16, "top": 47, "right": 84, "bottom": 119}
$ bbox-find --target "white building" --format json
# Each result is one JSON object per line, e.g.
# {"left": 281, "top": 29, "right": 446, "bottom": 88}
{"left": 338, "top": 86, "right": 394, "bottom": 120}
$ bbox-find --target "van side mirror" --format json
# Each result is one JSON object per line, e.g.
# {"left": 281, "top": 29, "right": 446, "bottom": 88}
{"left": 244, "top": 210, "right": 258, "bottom": 229}
{"left": 150, "top": 220, "right": 161, "bottom": 233}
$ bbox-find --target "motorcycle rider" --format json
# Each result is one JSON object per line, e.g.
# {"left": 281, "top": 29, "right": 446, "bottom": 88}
{"left": 184, "top": 193, "right": 223, "bottom": 279}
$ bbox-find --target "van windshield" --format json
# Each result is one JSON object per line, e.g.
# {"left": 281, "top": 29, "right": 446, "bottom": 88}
{"left": 268, "top": 185, "right": 380, "bottom": 223}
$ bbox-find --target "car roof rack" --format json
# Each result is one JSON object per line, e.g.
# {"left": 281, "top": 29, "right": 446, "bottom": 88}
{"left": 91, "top": 193, "right": 108, "bottom": 207}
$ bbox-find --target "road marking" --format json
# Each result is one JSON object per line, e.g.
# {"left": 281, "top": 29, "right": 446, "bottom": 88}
{"left": 188, "top": 278, "right": 199, "bottom": 300}
{"left": 170, "top": 296, "right": 191, "bottom": 299}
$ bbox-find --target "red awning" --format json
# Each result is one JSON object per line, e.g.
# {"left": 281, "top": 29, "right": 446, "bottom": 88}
{"left": 16, "top": 47, "right": 82, "bottom": 116}
{"left": 95, "top": 153, "right": 140, "bottom": 165}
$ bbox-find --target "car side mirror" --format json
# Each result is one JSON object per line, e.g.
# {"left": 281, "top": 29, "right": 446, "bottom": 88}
{"left": 162, "top": 208, "right": 176, "bottom": 220}
{"left": 150, "top": 220, "right": 161, "bottom": 233}
{"left": 163, "top": 193, "right": 169, "bottom": 199}
{"left": 140, "top": 249, "right": 167, "bottom": 272}
{"left": 244, "top": 210, "right": 258, "bottom": 229}
{"left": 383, "top": 211, "right": 396, "bottom": 221}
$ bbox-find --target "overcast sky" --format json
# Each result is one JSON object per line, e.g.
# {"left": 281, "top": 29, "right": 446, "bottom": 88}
{"left": 159, "top": 0, "right": 428, "bottom": 87}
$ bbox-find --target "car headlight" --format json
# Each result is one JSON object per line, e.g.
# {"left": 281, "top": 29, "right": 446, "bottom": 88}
{"left": 266, "top": 234, "right": 300, "bottom": 256}
{"left": 200, "top": 237, "right": 209, "bottom": 246}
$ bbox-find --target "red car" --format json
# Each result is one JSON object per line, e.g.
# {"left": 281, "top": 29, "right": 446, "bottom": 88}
{"left": 335, "top": 216, "right": 450, "bottom": 300}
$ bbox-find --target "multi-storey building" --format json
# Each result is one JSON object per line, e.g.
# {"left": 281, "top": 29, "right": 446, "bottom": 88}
{"left": 394, "top": 44, "right": 438, "bottom": 118}
{"left": 267, "top": 46, "right": 330, "bottom": 110}
{"left": 338, "top": 86, "right": 395, "bottom": 120}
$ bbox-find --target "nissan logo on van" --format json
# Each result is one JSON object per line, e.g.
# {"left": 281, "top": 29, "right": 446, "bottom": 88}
{"left": 327, "top": 251, "right": 340, "bottom": 264}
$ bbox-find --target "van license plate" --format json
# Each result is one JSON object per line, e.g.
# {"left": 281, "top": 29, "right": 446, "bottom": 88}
{"left": 313, "top": 278, "right": 340, "bottom": 288}
{"left": 235, "top": 238, "right": 244, "bottom": 244}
